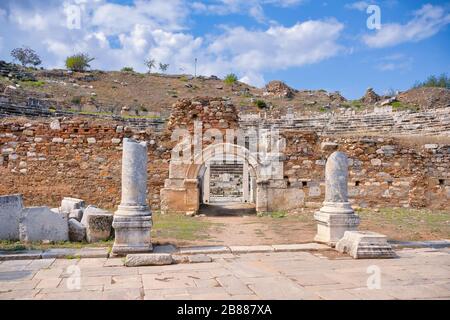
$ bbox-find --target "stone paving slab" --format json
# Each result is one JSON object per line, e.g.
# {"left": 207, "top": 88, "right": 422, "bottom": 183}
{"left": 0, "top": 251, "right": 43, "bottom": 261}
{"left": 177, "top": 246, "right": 230, "bottom": 255}
{"left": 272, "top": 243, "right": 329, "bottom": 252}
{"left": 3, "top": 241, "right": 447, "bottom": 262}
{"left": 1, "top": 247, "right": 449, "bottom": 300}
{"left": 229, "top": 245, "right": 274, "bottom": 253}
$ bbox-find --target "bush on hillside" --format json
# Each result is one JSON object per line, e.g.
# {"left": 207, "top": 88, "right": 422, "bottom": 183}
{"left": 65, "top": 53, "right": 95, "bottom": 72}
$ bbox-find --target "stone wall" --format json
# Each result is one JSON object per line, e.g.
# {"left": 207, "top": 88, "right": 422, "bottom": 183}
{"left": 240, "top": 107, "right": 450, "bottom": 136}
{"left": 1, "top": 98, "right": 449, "bottom": 211}
{"left": 281, "top": 131, "right": 450, "bottom": 209}
{"left": 0, "top": 117, "right": 171, "bottom": 211}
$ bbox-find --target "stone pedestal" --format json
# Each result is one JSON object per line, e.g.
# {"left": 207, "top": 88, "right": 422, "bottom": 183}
{"left": 112, "top": 139, "right": 153, "bottom": 256}
{"left": 336, "top": 231, "right": 396, "bottom": 259}
{"left": 314, "top": 152, "right": 360, "bottom": 246}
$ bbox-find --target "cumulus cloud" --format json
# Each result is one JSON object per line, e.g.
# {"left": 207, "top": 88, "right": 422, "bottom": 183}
{"left": 345, "top": 1, "right": 374, "bottom": 11}
{"left": 363, "top": 4, "right": 450, "bottom": 48}
{"left": 191, "top": 0, "right": 304, "bottom": 23}
{"left": 0, "top": 0, "right": 343, "bottom": 87}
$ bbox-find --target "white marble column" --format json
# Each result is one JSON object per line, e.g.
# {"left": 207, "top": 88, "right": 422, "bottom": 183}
{"left": 112, "top": 138, "right": 153, "bottom": 255}
{"left": 202, "top": 165, "right": 211, "bottom": 204}
{"left": 242, "top": 161, "right": 249, "bottom": 203}
{"left": 314, "top": 151, "right": 360, "bottom": 246}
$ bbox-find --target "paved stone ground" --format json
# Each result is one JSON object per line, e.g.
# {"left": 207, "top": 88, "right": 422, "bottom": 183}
{"left": 0, "top": 248, "right": 449, "bottom": 300}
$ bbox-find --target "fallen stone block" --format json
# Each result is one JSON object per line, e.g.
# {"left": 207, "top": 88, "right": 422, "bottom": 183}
{"left": 0, "top": 194, "right": 23, "bottom": 240}
{"left": 19, "top": 207, "right": 69, "bottom": 242}
{"left": 125, "top": 253, "right": 173, "bottom": 267}
{"left": 61, "top": 197, "right": 85, "bottom": 214}
{"left": 336, "top": 231, "right": 397, "bottom": 259}
{"left": 82, "top": 206, "right": 113, "bottom": 243}
{"left": 69, "top": 209, "right": 83, "bottom": 221}
{"left": 68, "top": 218, "right": 86, "bottom": 242}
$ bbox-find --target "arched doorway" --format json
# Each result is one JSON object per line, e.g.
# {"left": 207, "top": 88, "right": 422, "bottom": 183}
{"left": 161, "top": 143, "right": 265, "bottom": 215}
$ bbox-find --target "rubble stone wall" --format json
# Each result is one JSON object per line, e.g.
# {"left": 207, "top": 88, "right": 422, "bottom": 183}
{"left": 1, "top": 97, "right": 449, "bottom": 211}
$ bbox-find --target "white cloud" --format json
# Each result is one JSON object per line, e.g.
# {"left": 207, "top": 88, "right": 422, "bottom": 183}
{"left": 191, "top": 0, "right": 304, "bottom": 23}
{"left": 345, "top": 1, "right": 373, "bottom": 11}
{"left": 376, "top": 53, "right": 413, "bottom": 71}
{"left": 363, "top": 4, "right": 450, "bottom": 48}
{"left": 0, "top": 0, "right": 344, "bottom": 88}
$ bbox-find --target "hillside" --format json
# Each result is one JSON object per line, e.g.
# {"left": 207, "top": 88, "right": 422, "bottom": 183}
{"left": 0, "top": 60, "right": 449, "bottom": 119}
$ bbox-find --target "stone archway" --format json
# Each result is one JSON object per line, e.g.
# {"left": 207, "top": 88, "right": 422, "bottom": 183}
{"left": 160, "top": 142, "right": 267, "bottom": 215}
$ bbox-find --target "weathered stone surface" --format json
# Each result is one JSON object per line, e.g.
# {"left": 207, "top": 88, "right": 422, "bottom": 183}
{"left": 178, "top": 246, "right": 230, "bottom": 255}
{"left": 0, "top": 194, "right": 23, "bottom": 240}
{"left": 229, "top": 245, "right": 274, "bottom": 253}
{"left": 81, "top": 205, "right": 109, "bottom": 225}
{"left": 69, "top": 209, "right": 83, "bottom": 221}
{"left": 61, "top": 197, "right": 85, "bottom": 214}
{"left": 336, "top": 231, "right": 396, "bottom": 259}
{"left": 112, "top": 138, "right": 153, "bottom": 255}
{"left": 82, "top": 207, "right": 113, "bottom": 243}
{"left": 188, "top": 255, "right": 212, "bottom": 263}
{"left": 125, "top": 253, "right": 173, "bottom": 267}
{"left": 172, "top": 255, "right": 190, "bottom": 264}
{"left": 272, "top": 243, "right": 329, "bottom": 252}
{"left": 315, "top": 151, "right": 360, "bottom": 245}
{"left": 0, "top": 250, "right": 43, "bottom": 261}
{"left": 68, "top": 218, "right": 86, "bottom": 242}
{"left": 321, "top": 142, "right": 339, "bottom": 152}
{"left": 325, "top": 152, "right": 349, "bottom": 203}
{"left": 19, "top": 207, "right": 69, "bottom": 242}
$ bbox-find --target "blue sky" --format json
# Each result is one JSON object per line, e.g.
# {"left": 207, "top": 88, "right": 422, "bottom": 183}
{"left": 0, "top": 0, "right": 449, "bottom": 99}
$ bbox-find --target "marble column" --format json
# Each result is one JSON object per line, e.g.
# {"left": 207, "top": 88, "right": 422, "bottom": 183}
{"left": 112, "top": 138, "right": 153, "bottom": 255}
{"left": 314, "top": 151, "right": 360, "bottom": 246}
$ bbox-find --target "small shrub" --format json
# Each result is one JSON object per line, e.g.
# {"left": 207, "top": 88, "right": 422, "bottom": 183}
{"left": 254, "top": 99, "right": 267, "bottom": 109}
{"left": 391, "top": 101, "right": 419, "bottom": 112}
{"left": 65, "top": 53, "right": 95, "bottom": 72}
{"left": 71, "top": 96, "right": 82, "bottom": 105}
{"left": 20, "top": 80, "right": 45, "bottom": 87}
{"left": 224, "top": 73, "right": 238, "bottom": 85}
{"left": 121, "top": 67, "right": 134, "bottom": 72}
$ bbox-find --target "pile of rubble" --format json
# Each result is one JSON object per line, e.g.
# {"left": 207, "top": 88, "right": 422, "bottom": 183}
{"left": 361, "top": 87, "right": 381, "bottom": 104}
{"left": 0, "top": 195, "right": 113, "bottom": 243}
{"left": 263, "top": 80, "right": 296, "bottom": 99}
{"left": 167, "top": 96, "right": 238, "bottom": 132}
{"left": 0, "top": 60, "right": 36, "bottom": 82}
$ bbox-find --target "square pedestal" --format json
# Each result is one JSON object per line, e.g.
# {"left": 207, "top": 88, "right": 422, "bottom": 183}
{"left": 112, "top": 214, "right": 153, "bottom": 256}
{"left": 314, "top": 207, "right": 360, "bottom": 246}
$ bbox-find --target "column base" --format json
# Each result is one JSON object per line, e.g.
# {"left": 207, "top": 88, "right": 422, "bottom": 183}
{"left": 112, "top": 210, "right": 153, "bottom": 256}
{"left": 314, "top": 202, "right": 360, "bottom": 247}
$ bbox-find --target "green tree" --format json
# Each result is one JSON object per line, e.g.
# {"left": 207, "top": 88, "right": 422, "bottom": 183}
{"left": 11, "top": 47, "right": 42, "bottom": 67}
